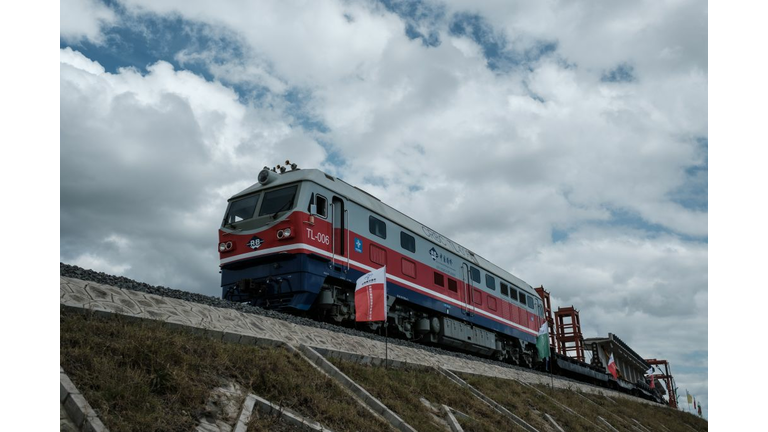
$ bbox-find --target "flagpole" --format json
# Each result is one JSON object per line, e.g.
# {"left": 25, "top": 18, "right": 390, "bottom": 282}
{"left": 548, "top": 358, "right": 553, "bottom": 394}
{"left": 385, "top": 321, "right": 388, "bottom": 369}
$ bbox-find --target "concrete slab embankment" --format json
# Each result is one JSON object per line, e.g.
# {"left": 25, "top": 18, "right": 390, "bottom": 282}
{"left": 59, "top": 276, "right": 648, "bottom": 403}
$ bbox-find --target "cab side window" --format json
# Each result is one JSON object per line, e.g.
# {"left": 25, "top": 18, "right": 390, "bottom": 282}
{"left": 315, "top": 195, "right": 328, "bottom": 218}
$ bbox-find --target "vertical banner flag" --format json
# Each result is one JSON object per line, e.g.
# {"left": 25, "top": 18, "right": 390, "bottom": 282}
{"left": 645, "top": 367, "right": 655, "bottom": 389}
{"left": 698, "top": 405, "right": 702, "bottom": 416}
{"left": 536, "top": 321, "right": 550, "bottom": 360}
{"left": 355, "top": 266, "right": 387, "bottom": 322}
{"left": 687, "top": 391, "right": 692, "bottom": 404}
{"left": 607, "top": 353, "right": 618, "bottom": 379}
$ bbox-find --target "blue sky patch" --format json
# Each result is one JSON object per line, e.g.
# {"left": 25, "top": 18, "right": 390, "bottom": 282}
{"left": 669, "top": 137, "right": 708, "bottom": 212}
{"left": 449, "top": 13, "right": 557, "bottom": 72}
{"left": 601, "top": 63, "right": 636, "bottom": 83}
{"left": 378, "top": 0, "right": 444, "bottom": 47}
{"left": 551, "top": 228, "right": 569, "bottom": 243}
{"left": 603, "top": 206, "right": 707, "bottom": 243}
{"left": 284, "top": 88, "right": 330, "bottom": 133}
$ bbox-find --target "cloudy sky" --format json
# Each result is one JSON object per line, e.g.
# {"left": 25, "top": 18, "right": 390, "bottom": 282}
{"left": 59, "top": 0, "right": 707, "bottom": 417}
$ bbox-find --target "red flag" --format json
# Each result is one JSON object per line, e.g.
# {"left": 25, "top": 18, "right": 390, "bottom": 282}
{"left": 355, "top": 266, "right": 387, "bottom": 322}
{"left": 650, "top": 375, "right": 655, "bottom": 389}
{"left": 607, "top": 354, "right": 618, "bottom": 379}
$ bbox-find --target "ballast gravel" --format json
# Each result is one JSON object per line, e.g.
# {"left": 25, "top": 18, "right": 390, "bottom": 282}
{"left": 59, "top": 262, "right": 566, "bottom": 380}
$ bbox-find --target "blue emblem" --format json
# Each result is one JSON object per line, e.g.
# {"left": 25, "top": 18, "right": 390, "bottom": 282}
{"left": 429, "top": 247, "right": 438, "bottom": 261}
{"left": 354, "top": 237, "right": 363, "bottom": 253}
{"left": 247, "top": 236, "right": 264, "bottom": 250}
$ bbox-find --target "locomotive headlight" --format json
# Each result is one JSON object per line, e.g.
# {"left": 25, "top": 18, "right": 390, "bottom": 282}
{"left": 276, "top": 228, "right": 292, "bottom": 240}
{"left": 225, "top": 241, "right": 233, "bottom": 250}
{"left": 219, "top": 242, "right": 227, "bottom": 252}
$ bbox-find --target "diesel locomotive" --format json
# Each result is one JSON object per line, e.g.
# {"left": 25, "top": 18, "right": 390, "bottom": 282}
{"left": 218, "top": 165, "right": 546, "bottom": 367}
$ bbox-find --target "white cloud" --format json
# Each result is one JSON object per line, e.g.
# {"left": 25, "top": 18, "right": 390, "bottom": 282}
{"left": 60, "top": 47, "right": 327, "bottom": 292}
{"left": 60, "top": 0, "right": 117, "bottom": 45}
{"left": 69, "top": 252, "right": 131, "bottom": 275}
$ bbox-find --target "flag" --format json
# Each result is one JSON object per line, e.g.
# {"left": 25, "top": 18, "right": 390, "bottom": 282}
{"left": 645, "top": 366, "right": 654, "bottom": 375}
{"left": 354, "top": 266, "right": 387, "bottom": 322}
{"left": 686, "top": 390, "right": 692, "bottom": 404}
{"left": 536, "top": 321, "right": 550, "bottom": 359}
{"left": 698, "top": 405, "right": 702, "bottom": 416}
{"left": 607, "top": 353, "right": 618, "bottom": 379}
{"left": 693, "top": 397, "right": 696, "bottom": 410}
{"left": 649, "top": 375, "right": 655, "bottom": 389}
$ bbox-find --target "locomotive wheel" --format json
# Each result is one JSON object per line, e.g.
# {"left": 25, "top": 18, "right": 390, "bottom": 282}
{"left": 520, "top": 347, "right": 533, "bottom": 369}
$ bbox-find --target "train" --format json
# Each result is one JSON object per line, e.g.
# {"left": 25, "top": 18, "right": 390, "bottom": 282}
{"left": 217, "top": 164, "right": 663, "bottom": 402}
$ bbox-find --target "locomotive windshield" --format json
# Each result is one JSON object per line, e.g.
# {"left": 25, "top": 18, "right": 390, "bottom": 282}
{"left": 222, "top": 185, "right": 299, "bottom": 228}
{"left": 224, "top": 194, "right": 260, "bottom": 225}
{"left": 258, "top": 185, "right": 298, "bottom": 217}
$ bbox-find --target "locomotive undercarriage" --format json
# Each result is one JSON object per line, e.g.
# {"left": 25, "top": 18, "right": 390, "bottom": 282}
{"left": 313, "top": 276, "right": 538, "bottom": 368}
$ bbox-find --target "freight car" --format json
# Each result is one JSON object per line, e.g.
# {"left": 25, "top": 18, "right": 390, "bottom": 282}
{"left": 218, "top": 165, "right": 546, "bottom": 367}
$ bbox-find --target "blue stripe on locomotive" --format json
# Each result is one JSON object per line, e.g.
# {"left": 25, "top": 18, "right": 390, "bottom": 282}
{"left": 221, "top": 252, "right": 535, "bottom": 344}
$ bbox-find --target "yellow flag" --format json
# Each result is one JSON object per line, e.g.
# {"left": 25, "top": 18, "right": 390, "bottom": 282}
{"left": 687, "top": 392, "right": 692, "bottom": 404}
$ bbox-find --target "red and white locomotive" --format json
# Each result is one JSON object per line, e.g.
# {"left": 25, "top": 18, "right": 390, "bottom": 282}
{"left": 219, "top": 165, "right": 546, "bottom": 367}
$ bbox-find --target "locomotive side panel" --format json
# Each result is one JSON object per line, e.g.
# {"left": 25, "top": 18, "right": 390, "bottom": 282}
{"left": 219, "top": 170, "right": 544, "bottom": 362}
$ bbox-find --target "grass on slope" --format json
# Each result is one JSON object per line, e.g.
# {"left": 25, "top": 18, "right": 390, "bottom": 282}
{"left": 580, "top": 392, "right": 708, "bottom": 432}
{"left": 330, "top": 358, "right": 522, "bottom": 432}
{"left": 60, "top": 312, "right": 389, "bottom": 432}
{"left": 459, "top": 372, "right": 602, "bottom": 431}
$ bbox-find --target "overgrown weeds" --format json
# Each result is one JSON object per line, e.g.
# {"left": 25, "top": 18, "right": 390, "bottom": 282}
{"left": 330, "top": 359, "right": 522, "bottom": 432}
{"left": 60, "top": 312, "right": 388, "bottom": 432}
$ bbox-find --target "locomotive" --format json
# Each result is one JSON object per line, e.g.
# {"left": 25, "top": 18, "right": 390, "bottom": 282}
{"left": 218, "top": 164, "right": 546, "bottom": 367}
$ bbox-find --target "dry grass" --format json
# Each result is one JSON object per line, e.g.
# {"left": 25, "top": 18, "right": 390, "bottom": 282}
{"left": 531, "top": 383, "right": 708, "bottom": 432}
{"left": 330, "top": 358, "right": 524, "bottom": 432}
{"left": 580, "top": 392, "right": 708, "bottom": 432}
{"left": 457, "top": 372, "right": 708, "bottom": 432}
{"left": 60, "top": 312, "right": 389, "bottom": 432}
{"left": 459, "top": 372, "right": 603, "bottom": 432}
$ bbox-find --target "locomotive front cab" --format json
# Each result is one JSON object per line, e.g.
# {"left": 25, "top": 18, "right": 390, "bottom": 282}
{"left": 218, "top": 172, "right": 313, "bottom": 309}
{"left": 218, "top": 168, "right": 351, "bottom": 314}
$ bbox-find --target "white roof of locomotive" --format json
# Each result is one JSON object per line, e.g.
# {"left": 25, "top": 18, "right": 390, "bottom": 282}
{"left": 231, "top": 168, "right": 534, "bottom": 293}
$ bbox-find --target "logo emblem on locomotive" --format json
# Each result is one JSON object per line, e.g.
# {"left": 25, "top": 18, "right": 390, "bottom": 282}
{"left": 429, "top": 247, "right": 438, "bottom": 260}
{"left": 247, "top": 236, "right": 264, "bottom": 250}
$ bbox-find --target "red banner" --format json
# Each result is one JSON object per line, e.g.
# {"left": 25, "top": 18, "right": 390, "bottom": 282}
{"left": 607, "top": 354, "right": 618, "bottom": 379}
{"left": 355, "top": 266, "right": 387, "bottom": 322}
